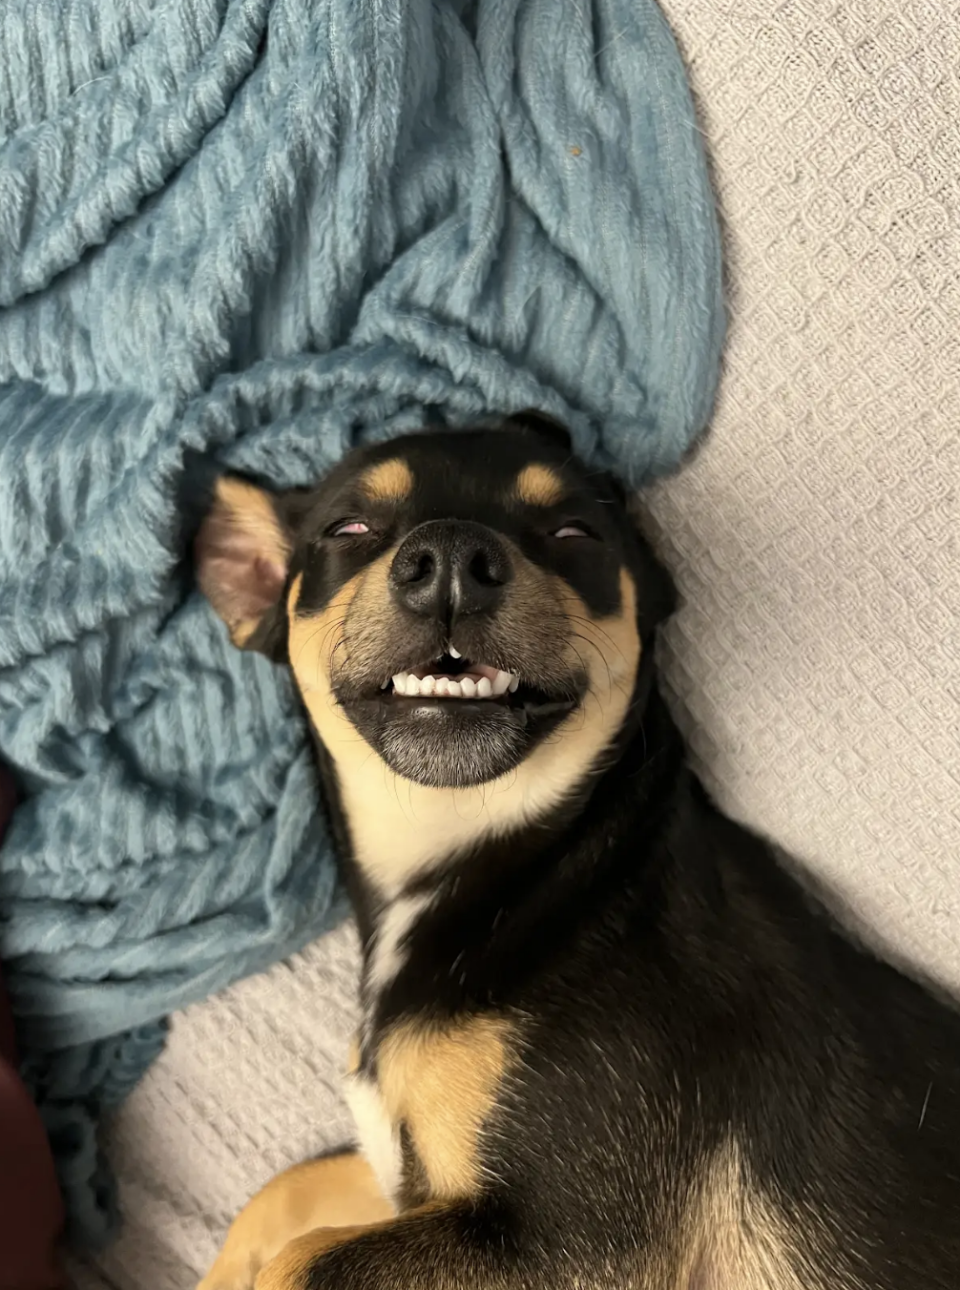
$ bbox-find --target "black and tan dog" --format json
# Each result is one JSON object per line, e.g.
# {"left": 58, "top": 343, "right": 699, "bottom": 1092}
{"left": 195, "top": 416, "right": 960, "bottom": 1290}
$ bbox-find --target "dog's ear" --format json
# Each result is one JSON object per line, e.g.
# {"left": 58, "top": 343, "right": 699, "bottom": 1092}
{"left": 616, "top": 485, "right": 678, "bottom": 639}
{"left": 505, "top": 408, "right": 573, "bottom": 454}
{"left": 195, "top": 477, "right": 297, "bottom": 660}
{"left": 634, "top": 538, "right": 678, "bottom": 640}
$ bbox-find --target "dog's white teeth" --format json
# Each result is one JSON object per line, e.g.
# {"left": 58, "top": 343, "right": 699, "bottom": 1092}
{"left": 448, "top": 646, "right": 462, "bottom": 659}
{"left": 392, "top": 667, "right": 517, "bottom": 699}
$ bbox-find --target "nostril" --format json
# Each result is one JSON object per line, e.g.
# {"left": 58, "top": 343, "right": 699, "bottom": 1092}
{"left": 469, "top": 549, "right": 505, "bottom": 587}
{"left": 408, "top": 551, "right": 435, "bottom": 584}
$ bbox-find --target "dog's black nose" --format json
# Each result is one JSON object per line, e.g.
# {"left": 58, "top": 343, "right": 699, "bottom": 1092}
{"left": 390, "top": 521, "right": 513, "bottom": 621}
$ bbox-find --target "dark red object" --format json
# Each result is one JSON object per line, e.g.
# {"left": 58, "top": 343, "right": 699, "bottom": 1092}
{"left": 0, "top": 767, "right": 65, "bottom": 1290}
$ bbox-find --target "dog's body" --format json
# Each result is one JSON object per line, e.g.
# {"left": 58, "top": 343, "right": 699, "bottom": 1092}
{"left": 196, "top": 420, "right": 960, "bottom": 1290}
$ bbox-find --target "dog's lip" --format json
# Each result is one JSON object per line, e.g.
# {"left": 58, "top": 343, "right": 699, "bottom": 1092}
{"left": 375, "top": 686, "right": 578, "bottom": 719}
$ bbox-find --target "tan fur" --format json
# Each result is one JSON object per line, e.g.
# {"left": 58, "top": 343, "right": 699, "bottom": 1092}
{"left": 197, "top": 1153, "right": 394, "bottom": 1290}
{"left": 673, "top": 1140, "right": 859, "bottom": 1290}
{"left": 347, "top": 1035, "right": 361, "bottom": 1075}
{"left": 215, "top": 478, "right": 288, "bottom": 550}
{"left": 378, "top": 1014, "right": 514, "bottom": 1199}
{"left": 359, "top": 458, "right": 414, "bottom": 503}
{"left": 247, "top": 1015, "right": 513, "bottom": 1290}
{"left": 231, "top": 618, "right": 260, "bottom": 647}
{"left": 513, "top": 462, "right": 565, "bottom": 508}
{"left": 253, "top": 1203, "right": 448, "bottom": 1290}
{"left": 287, "top": 564, "right": 641, "bottom": 898}
{"left": 253, "top": 1224, "right": 373, "bottom": 1290}
{"left": 197, "top": 479, "right": 291, "bottom": 647}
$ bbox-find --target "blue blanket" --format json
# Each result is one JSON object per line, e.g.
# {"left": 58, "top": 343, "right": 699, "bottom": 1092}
{"left": 0, "top": 0, "right": 722, "bottom": 1244}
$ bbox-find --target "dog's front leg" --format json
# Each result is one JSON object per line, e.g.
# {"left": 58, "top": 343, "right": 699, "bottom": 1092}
{"left": 198, "top": 1151, "right": 394, "bottom": 1290}
{"left": 255, "top": 1199, "right": 522, "bottom": 1290}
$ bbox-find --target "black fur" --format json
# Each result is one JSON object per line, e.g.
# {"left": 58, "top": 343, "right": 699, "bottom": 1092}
{"left": 333, "top": 693, "right": 960, "bottom": 1288}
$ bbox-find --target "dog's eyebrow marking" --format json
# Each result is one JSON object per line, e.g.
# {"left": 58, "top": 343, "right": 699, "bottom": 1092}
{"left": 513, "top": 463, "right": 565, "bottom": 508}
{"left": 360, "top": 458, "right": 414, "bottom": 503}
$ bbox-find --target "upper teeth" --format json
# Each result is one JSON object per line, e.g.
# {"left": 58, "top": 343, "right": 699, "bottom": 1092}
{"left": 391, "top": 669, "right": 518, "bottom": 699}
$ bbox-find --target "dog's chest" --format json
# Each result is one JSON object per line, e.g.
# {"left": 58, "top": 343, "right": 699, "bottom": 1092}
{"left": 345, "top": 904, "right": 515, "bottom": 1209}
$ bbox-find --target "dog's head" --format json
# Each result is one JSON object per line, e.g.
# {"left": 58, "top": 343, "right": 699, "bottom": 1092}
{"left": 196, "top": 416, "right": 674, "bottom": 792}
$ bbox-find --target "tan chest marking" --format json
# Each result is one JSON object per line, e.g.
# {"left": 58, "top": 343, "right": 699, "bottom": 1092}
{"left": 354, "top": 1014, "right": 515, "bottom": 1203}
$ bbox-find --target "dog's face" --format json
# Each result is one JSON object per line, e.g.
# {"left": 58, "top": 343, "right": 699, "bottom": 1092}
{"left": 197, "top": 418, "right": 674, "bottom": 791}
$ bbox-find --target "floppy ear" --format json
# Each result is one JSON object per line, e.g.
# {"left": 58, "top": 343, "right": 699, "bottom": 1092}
{"left": 620, "top": 487, "right": 678, "bottom": 639}
{"left": 634, "top": 539, "right": 678, "bottom": 640}
{"left": 505, "top": 408, "right": 573, "bottom": 454}
{"left": 195, "top": 477, "right": 294, "bottom": 660}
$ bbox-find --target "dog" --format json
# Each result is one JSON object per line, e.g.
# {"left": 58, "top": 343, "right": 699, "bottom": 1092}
{"left": 194, "top": 414, "right": 960, "bottom": 1290}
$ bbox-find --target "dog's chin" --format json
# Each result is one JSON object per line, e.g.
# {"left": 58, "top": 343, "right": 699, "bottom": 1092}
{"left": 339, "top": 686, "right": 581, "bottom": 789}
{"left": 371, "top": 702, "right": 530, "bottom": 788}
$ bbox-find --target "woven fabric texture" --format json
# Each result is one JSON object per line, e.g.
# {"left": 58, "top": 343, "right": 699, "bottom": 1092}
{"left": 68, "top": 1, "right": 959, "bottom": 1285}
{"left": 650, "top": 0, "right": 960, "bottom": 985}
{"left": 0, "top": 0, "right": 722, "bottom": 1243}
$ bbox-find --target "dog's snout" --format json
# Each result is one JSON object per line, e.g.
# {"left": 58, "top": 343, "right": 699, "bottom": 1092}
{"left": 390, "top": 521, "right": 513, "bottom": 621}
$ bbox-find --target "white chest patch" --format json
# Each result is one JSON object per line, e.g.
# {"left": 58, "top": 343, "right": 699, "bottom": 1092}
{"left": 347, "top": 892, "right": 434, "bottom": 1204}
{"left": 344, "top": 1069, "right": 403, "bottom": 1204}
{"left": 366, "top": 891, "right": 434, "bottom": 996}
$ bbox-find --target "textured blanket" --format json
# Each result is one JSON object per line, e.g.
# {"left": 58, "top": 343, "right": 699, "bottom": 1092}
{"left": 0, "top": 0, "right": 721, "bottom": 1243}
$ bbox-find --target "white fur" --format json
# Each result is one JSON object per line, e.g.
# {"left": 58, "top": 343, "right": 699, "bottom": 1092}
{"left": 366, "top": 892, "right": 434, "bottom": 995}
{"left": 343, "top": 1070, "right": 403, "bottom": 1204}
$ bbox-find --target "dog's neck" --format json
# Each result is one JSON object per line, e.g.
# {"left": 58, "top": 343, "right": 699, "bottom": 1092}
{"left": 306, "top": 689, "right": 626, "bottom": 905}
{"left": 314, "top": 672, "right": 685, "bottom": 1023}
{"left": 306, "top": 643, "right": 666, "bottom": 937}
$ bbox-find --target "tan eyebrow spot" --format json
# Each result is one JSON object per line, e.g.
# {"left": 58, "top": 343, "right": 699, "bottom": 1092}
{"left": 359, "top": 458, "right": 414, "bottom": 503}
{"left": 513, "top": 463, "right": 565, "bottom": 508}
